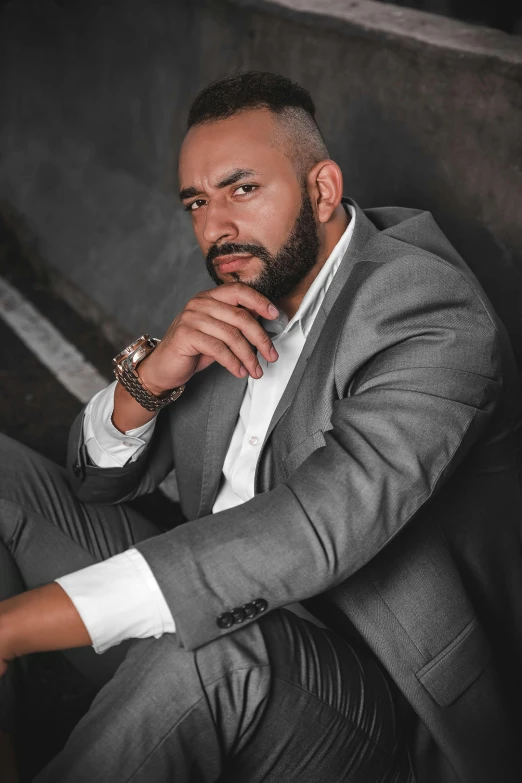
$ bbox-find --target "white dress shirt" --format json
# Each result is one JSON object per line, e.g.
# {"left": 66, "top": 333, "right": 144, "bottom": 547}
{"left": 56, "top": 207, "right": 356, "bottom": 653}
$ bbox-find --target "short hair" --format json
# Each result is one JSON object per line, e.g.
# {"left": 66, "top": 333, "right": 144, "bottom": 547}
{"left": 186, "top": 71, "right": 329, "bottom": 177}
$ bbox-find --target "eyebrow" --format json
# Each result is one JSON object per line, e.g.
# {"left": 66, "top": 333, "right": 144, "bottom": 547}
{"left": 179, "top": 168, "right": 258, "bottom": 201}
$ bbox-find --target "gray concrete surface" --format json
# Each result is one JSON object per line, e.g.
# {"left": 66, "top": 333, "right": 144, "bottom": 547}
{"left": 0, "top": 215, "right": 184, "bottom": 780}
{"left": 1, "top": 0, "right": 521, "bottom": 364}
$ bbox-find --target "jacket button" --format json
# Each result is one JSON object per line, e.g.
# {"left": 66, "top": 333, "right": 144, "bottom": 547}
{"left": 242, "top": 603, "right": 256, "bottom": 619}
{"left": 217, "top": 612, "right": 234, "bottom": 629}
{"left": 232, "top": 607, "right": 246, "bottom": 624}
{"left": 72, "top": 461, "right": 81, "bottom": 477}
{"left": 253, "top": 598, "right": 268, "bottom": 614}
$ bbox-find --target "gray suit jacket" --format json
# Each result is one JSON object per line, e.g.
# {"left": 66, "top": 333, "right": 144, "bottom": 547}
{"left": 68, "top": 199, "right": 522, "bottom": 782}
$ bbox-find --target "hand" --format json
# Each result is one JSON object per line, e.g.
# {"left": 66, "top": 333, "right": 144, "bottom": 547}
{"left": 138, "top": 283, "right": 280, "bottom": 395}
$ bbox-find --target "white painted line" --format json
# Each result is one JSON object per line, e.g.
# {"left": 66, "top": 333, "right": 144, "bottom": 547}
{"left": 0, "top": 275, "right": 109, "bottom": 404}
{"left": 0, "top": 275, "right": 180, "bottom": 501}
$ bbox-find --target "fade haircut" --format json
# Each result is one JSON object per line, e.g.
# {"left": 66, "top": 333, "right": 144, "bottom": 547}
{"left": 187, "top": 71, "right": 329, "bottom": 179}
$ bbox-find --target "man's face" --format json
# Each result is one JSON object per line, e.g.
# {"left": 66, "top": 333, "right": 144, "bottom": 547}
{"left": 178, "top": 109, "right": 320, "bottom": 301}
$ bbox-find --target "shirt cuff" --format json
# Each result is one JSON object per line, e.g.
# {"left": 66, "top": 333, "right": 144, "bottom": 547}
{"left": 83, "top": 381, "right": 157, "bottom": 468}
{"left": 56, "top": 548, "right": 176, "bottom": 654}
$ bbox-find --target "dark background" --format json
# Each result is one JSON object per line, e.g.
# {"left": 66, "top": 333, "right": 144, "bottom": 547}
{"left": 377, "top": 0, "right": 522, "bottom": 34}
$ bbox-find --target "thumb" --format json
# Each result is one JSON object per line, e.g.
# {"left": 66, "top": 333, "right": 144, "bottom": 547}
{"left": 194, "top": 354, "right": 216, "bottom": 373}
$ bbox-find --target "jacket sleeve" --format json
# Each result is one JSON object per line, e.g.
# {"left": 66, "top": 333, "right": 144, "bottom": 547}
{"left": 135, "top": 254, "right": 504, "bottom": 650}
{"left": 66, "top": 404, "right": 174, "bottom": 505}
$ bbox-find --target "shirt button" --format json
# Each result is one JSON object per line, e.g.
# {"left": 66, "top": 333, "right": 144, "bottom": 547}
{"left": 249, "top": 436, "right": 259, "bottom": 446}
{"left": 123, "top": 440, "right": 134, "bottom": 448}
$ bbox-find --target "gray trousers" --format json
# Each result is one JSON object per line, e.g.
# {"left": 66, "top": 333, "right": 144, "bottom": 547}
{"left": 0, "top": 434, "right": 411, "bottom": 782}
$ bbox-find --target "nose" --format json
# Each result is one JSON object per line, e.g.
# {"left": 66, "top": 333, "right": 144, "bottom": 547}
{"left": 202, "top": 199, "right": 238, "bottom": 246}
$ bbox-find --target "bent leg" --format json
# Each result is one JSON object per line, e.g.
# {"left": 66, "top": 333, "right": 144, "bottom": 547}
{"left": 34, "top": 610, "right": 410, "bottom": 783}
{"left": 227, "top": 610, "right": 410, "bottom": 783}
{"left": 0, "top": 433, "right": 160, "bottom": 580}
{"left": 0, "top": 433, "right": 163, "bottom": 729}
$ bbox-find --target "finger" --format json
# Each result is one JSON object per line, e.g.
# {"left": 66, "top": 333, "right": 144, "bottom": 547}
{"left": 187, "top": 297, "right": 278, "bottom": 363}
{"left": 189, "top": 331, "right": 252, "bottom": 380}
{"left": 205, "top": 283, "right": 280, "bottom": 321}
{"left": 185, "top": 312, "right": 264, "bottom": 379}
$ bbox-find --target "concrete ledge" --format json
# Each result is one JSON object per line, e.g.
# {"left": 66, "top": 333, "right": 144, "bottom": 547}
{"left": 0, "top": 199, "right": 132, "bottom": 350}
{"left": 234, "top": 0, "right": 522, "bottom": 66}
{"left": 1, "top": 0, "right": 521, "bottom": 366}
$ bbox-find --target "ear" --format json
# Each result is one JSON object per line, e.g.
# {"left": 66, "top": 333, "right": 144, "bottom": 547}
{"left": 307, "top": 160, "right": 344, "bottom": 224}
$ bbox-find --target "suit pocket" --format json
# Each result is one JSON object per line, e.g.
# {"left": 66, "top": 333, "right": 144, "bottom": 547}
{"left": 416, "top": 617, "right": 492, "bottom": 707}
{"left": 281, "top": 430, "right": 326, "bottom": 478}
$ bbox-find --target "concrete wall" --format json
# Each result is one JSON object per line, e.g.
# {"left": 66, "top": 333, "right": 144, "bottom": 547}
{"left": 1, "top": 0, "right": 522, "bottom": 365}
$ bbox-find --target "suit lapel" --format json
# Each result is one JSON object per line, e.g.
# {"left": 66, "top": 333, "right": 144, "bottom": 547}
{"left": 197, "top": 364, "right": 247, "bottom": 517}
{"left": 193, "top": 199, "right": 379, "bottom": 512}
{"left": 255, "top": 199, "right": 379, "bottom": 487}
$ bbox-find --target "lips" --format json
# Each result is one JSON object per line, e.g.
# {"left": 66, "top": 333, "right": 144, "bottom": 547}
{"left": 215, "top": 255, "right": 253, "bottom": 274}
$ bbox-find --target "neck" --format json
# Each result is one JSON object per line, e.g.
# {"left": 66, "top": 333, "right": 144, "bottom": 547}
{"left": 276, "top": 203, "right": 350, "bottom": 319}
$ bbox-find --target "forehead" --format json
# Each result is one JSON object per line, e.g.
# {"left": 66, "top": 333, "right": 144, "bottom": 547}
{"left": 178, "top": 108, "right": 295, "bottom": 186}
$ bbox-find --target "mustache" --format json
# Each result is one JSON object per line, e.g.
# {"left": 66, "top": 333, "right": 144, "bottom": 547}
{"left": 206, "top": 242, "right": 272, "bottom": 267}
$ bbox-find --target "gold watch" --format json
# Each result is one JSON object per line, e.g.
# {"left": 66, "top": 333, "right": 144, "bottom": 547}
{"left": 112, "top": 335, "right": 184, "bottom": 412}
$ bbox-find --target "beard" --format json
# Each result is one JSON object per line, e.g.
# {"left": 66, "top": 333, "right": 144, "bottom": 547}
{"left": 205, "top": 191, "right": 320, "bottom": 302}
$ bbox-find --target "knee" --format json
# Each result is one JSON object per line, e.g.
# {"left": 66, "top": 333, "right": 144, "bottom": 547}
{"left": 193, "top": 616, "right": 271, "bottom": 689}
{"left": 0, "top": 433, "right": 37, "bottom": 479}
{"left": 0, "top": 433, "right": 62, "bottom": 490}
{"left": 0, "top": 434, "right": 28, "bottom": 498}
{"left": 0, "top": 433, "right": 68, "bottom": 528}
{"left": 121, "top": 624, "right": 271, "bottom": 713}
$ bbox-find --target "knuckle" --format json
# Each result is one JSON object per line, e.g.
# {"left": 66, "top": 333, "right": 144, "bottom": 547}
{"left": 189, "top": 294, "right": 206, "bottom": 309}
{"left": 235, "top": 282, "right": 256, "bottom": 300}
{"left": 223, "top": 323, "right": 241, "bottom": 341}
{"left": 243, "top": 347, "right": 256, "bottom": 364}
{"left": 235, "top": 307, "right": 250, "bottom": 323}
{"left": 177, "top": 315, "right": 196, "bottom": 334}
{"left": 251, "top": 288, "right": 268, "bottom": 304}
{"left": 236, "top": 307, "right": 250, "bottom": 322}
{"left": 175, "top": 318, "right": 189, "bottom": 334}
{"left": 210, "top": 337, "right": 227, "bottom": 355}
{"left": 179, "top": 306, "right": 195, "bottom": 322}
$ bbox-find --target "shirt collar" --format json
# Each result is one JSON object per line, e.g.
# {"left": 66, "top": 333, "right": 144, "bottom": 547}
{"left": 264, "top": 204, "right": 356, "bottom": 340}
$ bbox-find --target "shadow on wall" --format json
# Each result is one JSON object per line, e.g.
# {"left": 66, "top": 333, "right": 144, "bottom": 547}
{"left": 375, "top": 0, "right": 522, "bottom": 35}
{"left": 335, "top": 99, "right": 522, "bottom": 367}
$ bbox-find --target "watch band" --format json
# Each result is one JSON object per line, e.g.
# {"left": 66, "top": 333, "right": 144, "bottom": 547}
{"left": 112, "top": 335, "right": 185, "bottom": 412}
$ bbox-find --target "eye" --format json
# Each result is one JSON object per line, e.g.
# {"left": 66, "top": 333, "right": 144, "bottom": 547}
{"left": 234, "top": 184, "right": 257, "bottom": 196}
{"left": 185, "top": 199, "right": 207, "bottom": 212}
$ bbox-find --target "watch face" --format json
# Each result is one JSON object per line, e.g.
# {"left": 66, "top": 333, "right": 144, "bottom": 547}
{"left": 113, "top": 335, "right": 149, "bottom": 366}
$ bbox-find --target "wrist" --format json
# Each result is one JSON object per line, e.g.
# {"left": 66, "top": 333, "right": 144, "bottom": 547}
{"left": 112, "top": 336, "right": 185, "bottom": 413}
{"left": 137, "top": 356, "right": 170, "bottom": 397}
{"left": 138, "top": 355, "right": 185, "bottom": 398}
{"left": 112, "top": 381, "right": 157, "bottom": 433}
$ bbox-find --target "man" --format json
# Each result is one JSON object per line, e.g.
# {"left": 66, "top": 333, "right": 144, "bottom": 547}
{"left": 0, "top": 71, "right": 521, "bottom": 782}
